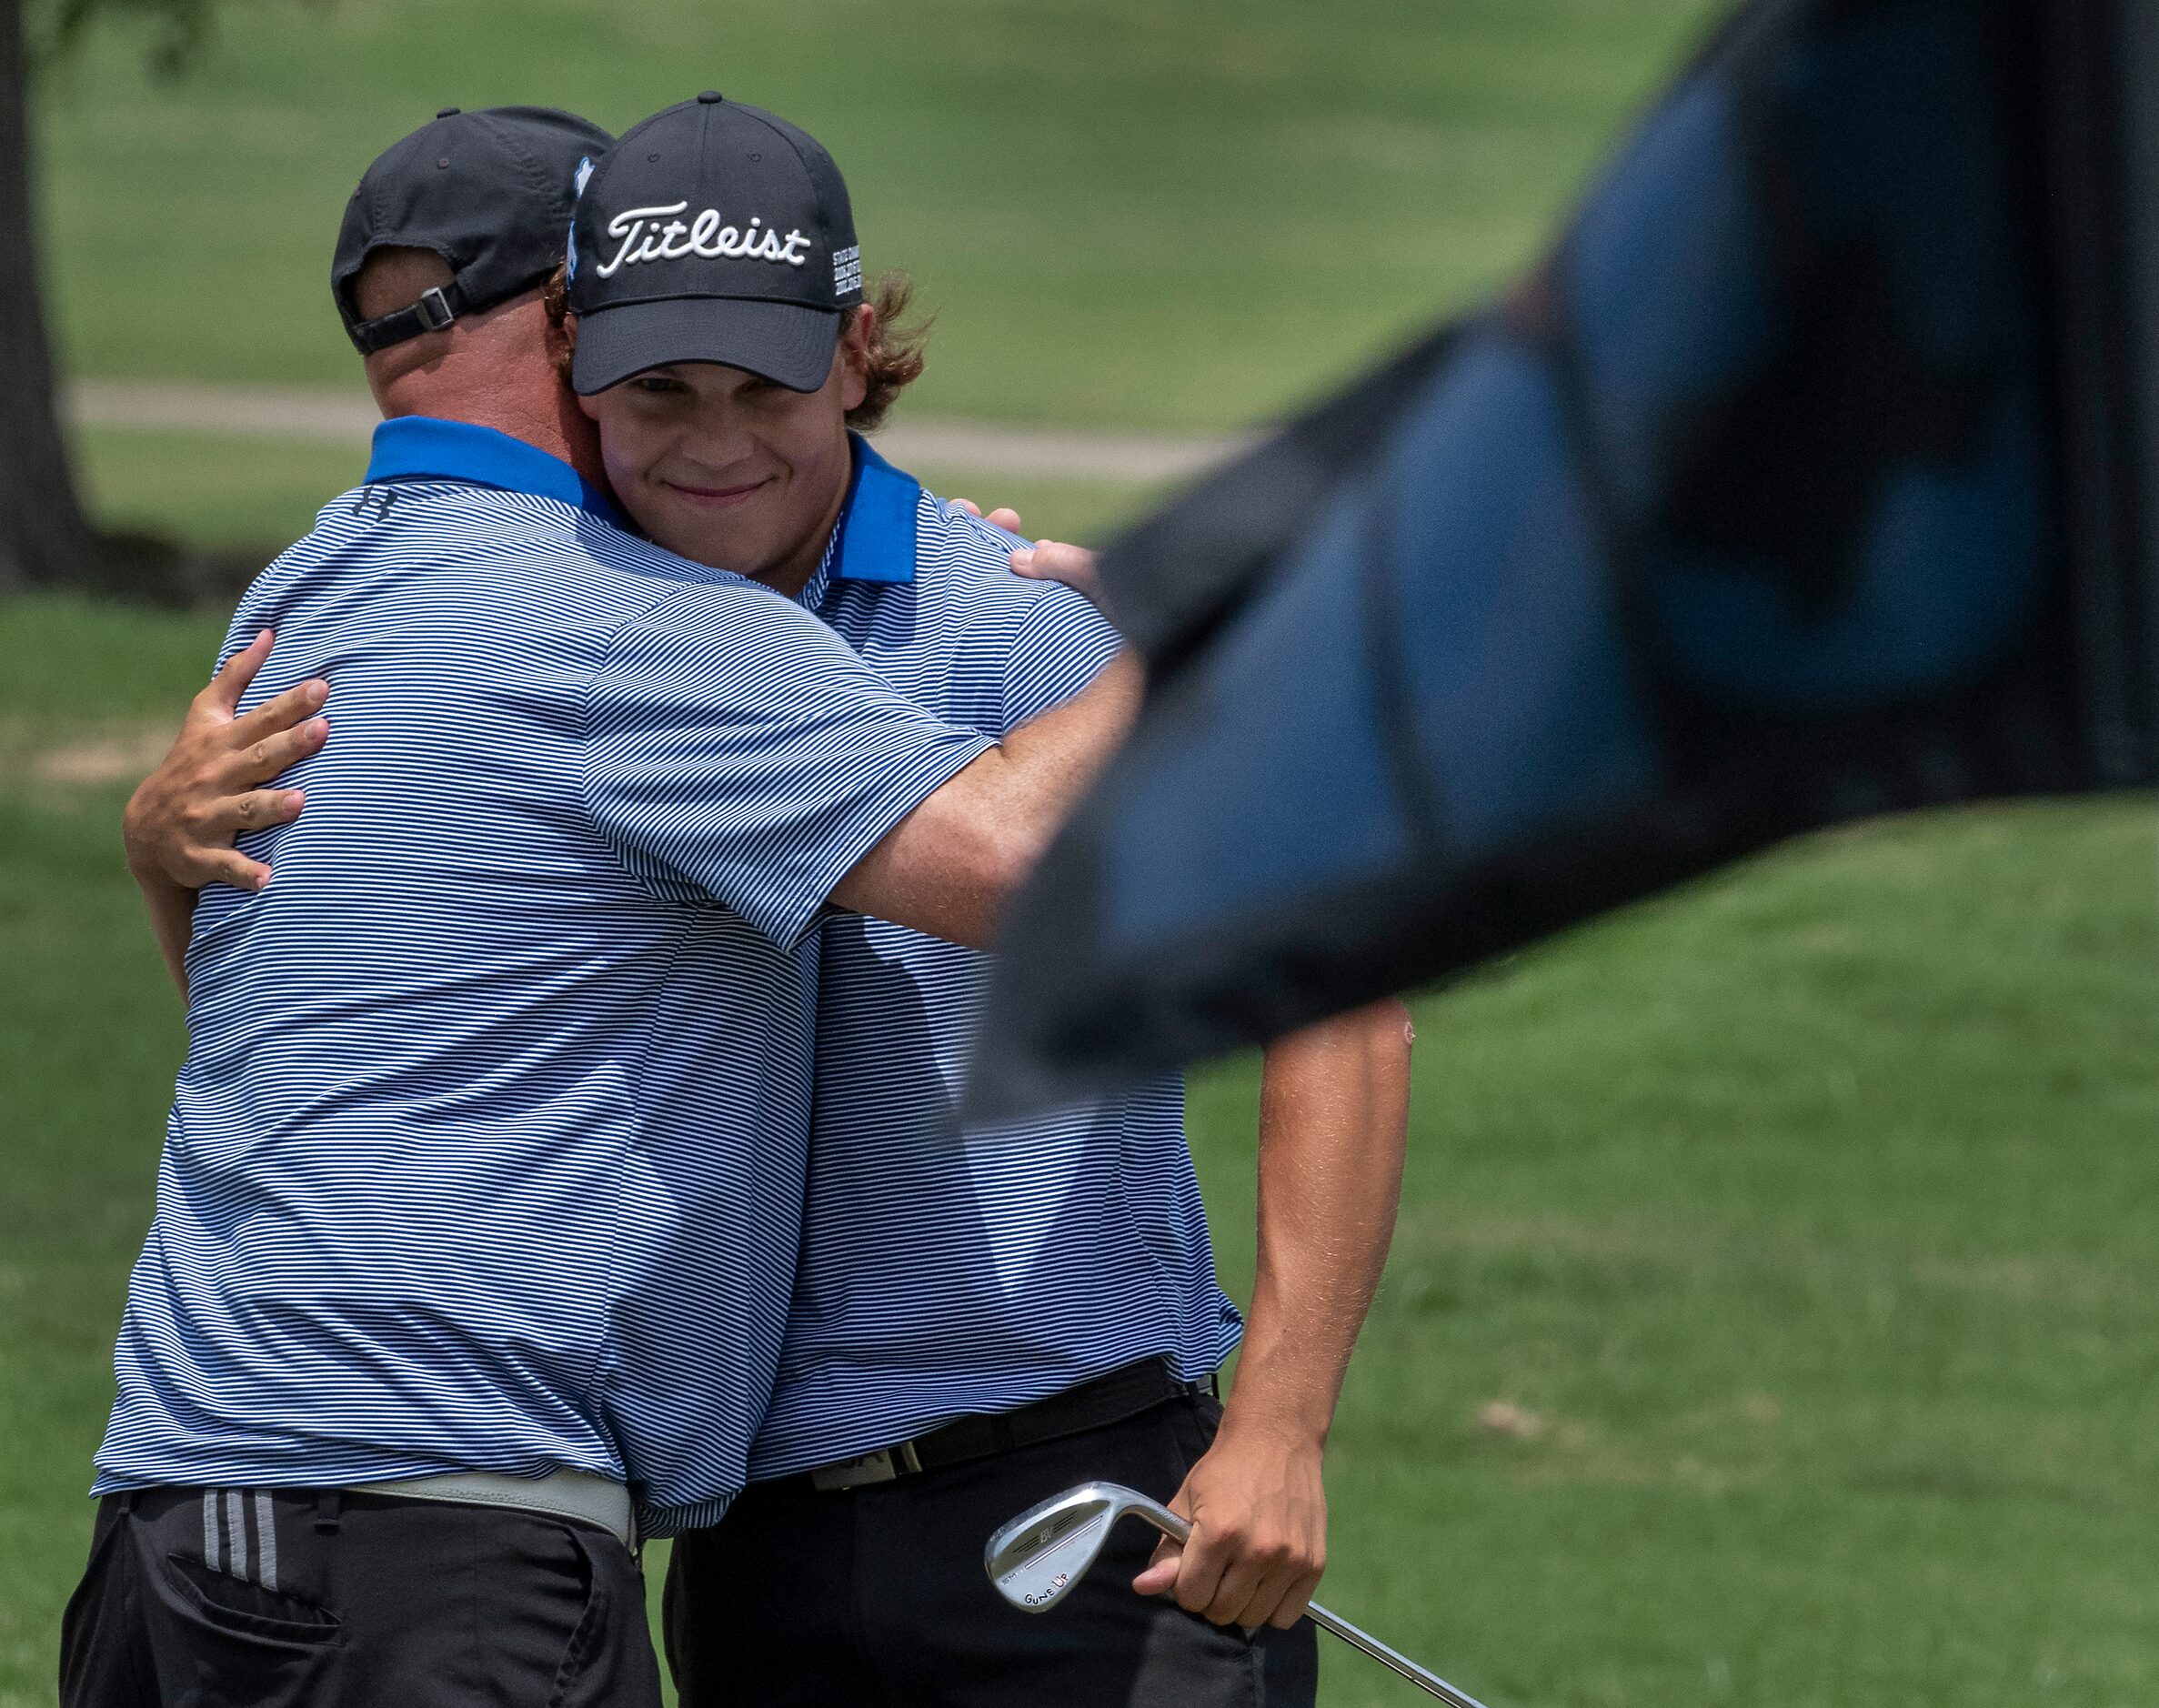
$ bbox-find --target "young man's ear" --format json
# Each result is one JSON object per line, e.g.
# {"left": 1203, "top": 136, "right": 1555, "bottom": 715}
{"left": 838, "top": 303, "right": 874, "bottom": 413}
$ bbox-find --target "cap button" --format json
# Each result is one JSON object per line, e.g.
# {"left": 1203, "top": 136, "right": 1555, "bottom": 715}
{"left": 436, "top": 106, "right": 461, "bottom": 118}
{"left": 698, "top": 90, "right": 723, "bottom": 104}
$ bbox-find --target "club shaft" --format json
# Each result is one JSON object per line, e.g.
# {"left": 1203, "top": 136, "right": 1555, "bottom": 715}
{"left": 1306, "top": 1601, "right": 1491, "bottom": 1707}
{"left": 1137, "top": 1499, "right": 1489, "bottom": 1706}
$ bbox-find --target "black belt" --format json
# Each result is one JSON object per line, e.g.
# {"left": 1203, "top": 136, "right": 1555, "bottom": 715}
{"left": 802, "top": 1358, "right": 1215, "bottom": 1492}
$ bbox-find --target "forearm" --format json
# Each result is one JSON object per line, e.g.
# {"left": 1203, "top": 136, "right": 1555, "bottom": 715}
{"left": 132, "top": 863, "right": 199, "bottom": 998}
{"left": 1139, "top": 999, "right": 1411, "bottom": 1627}
{"left": 828, "top": 654, "right": 1142, "bottom": 948}
{"left": 1226, "top": 1000, "right": 1412, "bottom": 1444}
{"left": 994, "top": 650, "right": 1143, "bottom": 850}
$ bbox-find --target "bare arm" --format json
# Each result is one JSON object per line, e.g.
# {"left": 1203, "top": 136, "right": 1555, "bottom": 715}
{"left": 825, "top": 527, "right": 1128, "bottom": 949}
{"left": 826, "top": 650, "right": 1141, "bottom": 949}
{"left": 1135, "top": 1000, "right": 1413, "bottom": 1627}
{"left": 131, "top": 870, "right": 201, "bottom": 998}
{"left": 121, "top": 629, "right": 331, "bottom": 996}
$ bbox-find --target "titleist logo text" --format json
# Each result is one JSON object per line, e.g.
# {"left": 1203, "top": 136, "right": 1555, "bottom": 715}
{"left": 595, "top": 203, "right": 813, "bottom": 278}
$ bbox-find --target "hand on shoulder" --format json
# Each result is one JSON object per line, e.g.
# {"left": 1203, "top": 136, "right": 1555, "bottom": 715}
{"left": 947, "top": 497, "right": 1105, "bottom": 608}
{"left": 1009, "top": 539, "right": 1102, "bottom": 606}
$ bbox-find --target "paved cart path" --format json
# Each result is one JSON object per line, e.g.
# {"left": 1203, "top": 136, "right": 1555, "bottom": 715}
{"left": 67, "top": 381, "right": 1255, "bottom": 485}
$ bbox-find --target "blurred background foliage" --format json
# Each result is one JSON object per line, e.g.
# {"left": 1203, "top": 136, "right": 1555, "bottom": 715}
{"left": 40, "top": 0, "right": 1715, "bottom": 422}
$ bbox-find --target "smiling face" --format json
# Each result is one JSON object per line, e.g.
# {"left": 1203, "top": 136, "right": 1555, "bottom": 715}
{"left": 575, "top": 306, "right": 871, "bottom": 595}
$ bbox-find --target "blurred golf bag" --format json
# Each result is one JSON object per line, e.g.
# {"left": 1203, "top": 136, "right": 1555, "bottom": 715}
{"left": 971, "top": 0, "right": 2159, "bottom": 1117}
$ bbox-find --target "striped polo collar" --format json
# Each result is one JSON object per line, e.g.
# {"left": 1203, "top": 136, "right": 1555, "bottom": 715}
{"left": 364, "top": 415, "right": 625, "bottom": 524}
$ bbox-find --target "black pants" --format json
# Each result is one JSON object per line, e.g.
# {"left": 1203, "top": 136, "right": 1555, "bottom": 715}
{"left": 666, "top": 1395, "right": 1318, "bottom": 1708}
{"left": 60, "top": 1485, "right": 663, "bottom": 1708}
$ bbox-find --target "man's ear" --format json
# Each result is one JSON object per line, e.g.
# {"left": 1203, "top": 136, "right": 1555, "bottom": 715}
{"left": 837, "top": 303, "right": 873, "bottom": 413}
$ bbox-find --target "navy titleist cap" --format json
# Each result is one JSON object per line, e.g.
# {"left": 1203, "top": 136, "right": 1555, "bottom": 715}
{"left": 335, "top": 105, "right": 613, "bottom": 356}
{"left": 567, "top": 91, "right": 863, "bottom": 395}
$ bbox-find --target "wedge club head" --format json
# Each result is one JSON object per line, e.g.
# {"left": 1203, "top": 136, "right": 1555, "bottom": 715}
{"left": 985, "top": 1479, "right": 1187, "bottom": 1612}
{"left": 986, "top": 1480, "right": 1495, "bottom": 1707}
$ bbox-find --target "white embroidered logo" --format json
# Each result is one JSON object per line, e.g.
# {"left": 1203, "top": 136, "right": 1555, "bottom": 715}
{"left": 832, "top": 245, "right": 861, "bottom": 296}
{"left": 594, "top": 202, "right": 812, "bottom": 278}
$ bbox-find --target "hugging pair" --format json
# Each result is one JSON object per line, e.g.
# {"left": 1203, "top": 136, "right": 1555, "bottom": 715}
{"left": 70, "top": 95, "right": 1410, "bottom": 1708}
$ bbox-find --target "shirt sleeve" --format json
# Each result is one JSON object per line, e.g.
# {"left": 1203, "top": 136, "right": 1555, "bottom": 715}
{"left": 583, "top": 580, "right": 997, "bottom": 948}
{"left": 999, "top": 582, "right": 1127, "bottom": 733}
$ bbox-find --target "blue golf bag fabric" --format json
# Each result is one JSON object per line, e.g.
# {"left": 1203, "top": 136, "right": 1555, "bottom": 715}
{"left": 969, "top": 0, "right": 2159, "bottom": 1116}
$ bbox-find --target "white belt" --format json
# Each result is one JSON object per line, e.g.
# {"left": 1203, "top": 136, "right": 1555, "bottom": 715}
{"left": 351, "top": 1468, "right": 634, "bottom": 1550}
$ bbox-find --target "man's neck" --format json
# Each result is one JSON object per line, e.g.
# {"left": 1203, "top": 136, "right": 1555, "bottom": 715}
{"left": 374, "top": 377, "right": 608, "bottom": 491}
{"left": 362, "top": 299, "right": 608, "bottom": 491}
{"left": 753, "top": 449, "right": 855, "bottom": 600}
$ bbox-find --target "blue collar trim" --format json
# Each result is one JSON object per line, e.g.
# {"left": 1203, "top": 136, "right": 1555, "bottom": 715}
{"left": 364, "top": 417, "right": 624, "bottom": 525}
{"left": 827, "top": 434, "right": 919, "bottom": 585}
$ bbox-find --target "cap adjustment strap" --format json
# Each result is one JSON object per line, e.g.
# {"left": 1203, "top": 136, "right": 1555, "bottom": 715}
{"left": 346, "top": 279, "right": 475, "bottom": 355}
{"left": 415, "top": 286, "right": 457, "bottom": 331}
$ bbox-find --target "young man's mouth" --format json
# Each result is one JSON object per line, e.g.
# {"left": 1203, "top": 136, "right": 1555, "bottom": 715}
{"left": 663, "top": 474, "right": 774, "bottom": 509}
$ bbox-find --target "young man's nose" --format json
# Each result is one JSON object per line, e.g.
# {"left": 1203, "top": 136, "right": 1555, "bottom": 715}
{"left": 676, "top": 411, "right": 768, "bottom": 475}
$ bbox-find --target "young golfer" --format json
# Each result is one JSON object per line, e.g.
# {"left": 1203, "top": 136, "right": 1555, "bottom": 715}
{"left": 557, "top": 94, "right": 1409, "bottom": 1708}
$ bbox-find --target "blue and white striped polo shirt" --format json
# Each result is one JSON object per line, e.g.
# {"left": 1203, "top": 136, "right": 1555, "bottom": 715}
{"left": 93, "top": 417, "right": 995, "bottom": 1536}
{"left": 745, "top": 439, "right": 1244, "bottom": 1479}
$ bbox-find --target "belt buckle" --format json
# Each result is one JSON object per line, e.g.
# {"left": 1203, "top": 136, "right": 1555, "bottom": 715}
{"left": 808, "top": 1441, "right": 923, "bottom": 1492}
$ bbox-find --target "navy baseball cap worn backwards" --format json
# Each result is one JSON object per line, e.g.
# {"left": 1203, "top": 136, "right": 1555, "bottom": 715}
{"left": 568, "top": 91, "right": 864, "bottom": 396}
{"left": 335, "top": 105, "right": 613, "bottom": 356}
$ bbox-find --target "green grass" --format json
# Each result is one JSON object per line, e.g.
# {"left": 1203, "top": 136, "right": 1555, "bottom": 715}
{"left": 4, "top": 592, "right": 2156, "bottom": 1706}
{"left": 1287, "top": 807, "right": 2159, "bottom": 1706}
{"left": 72, "top": 428, "right": 368, "bottom": 554}
{"left": 0, "top": 599, "right": 226, "bottom": 1704}
{"left": 893, "top": 468, "right": 1175, "bottom": 547}
{"left": 36, "top": 0, "right": 1724, "bottom": 430}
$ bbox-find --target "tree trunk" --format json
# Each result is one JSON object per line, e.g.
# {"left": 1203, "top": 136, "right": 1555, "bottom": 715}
{"left": 0, "top": 0, "right": 105, "bottom": 591}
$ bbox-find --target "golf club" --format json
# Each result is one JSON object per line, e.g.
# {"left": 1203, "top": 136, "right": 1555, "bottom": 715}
{"left": 985, "top": 1481, "right": 1492, "bottom": 1707}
